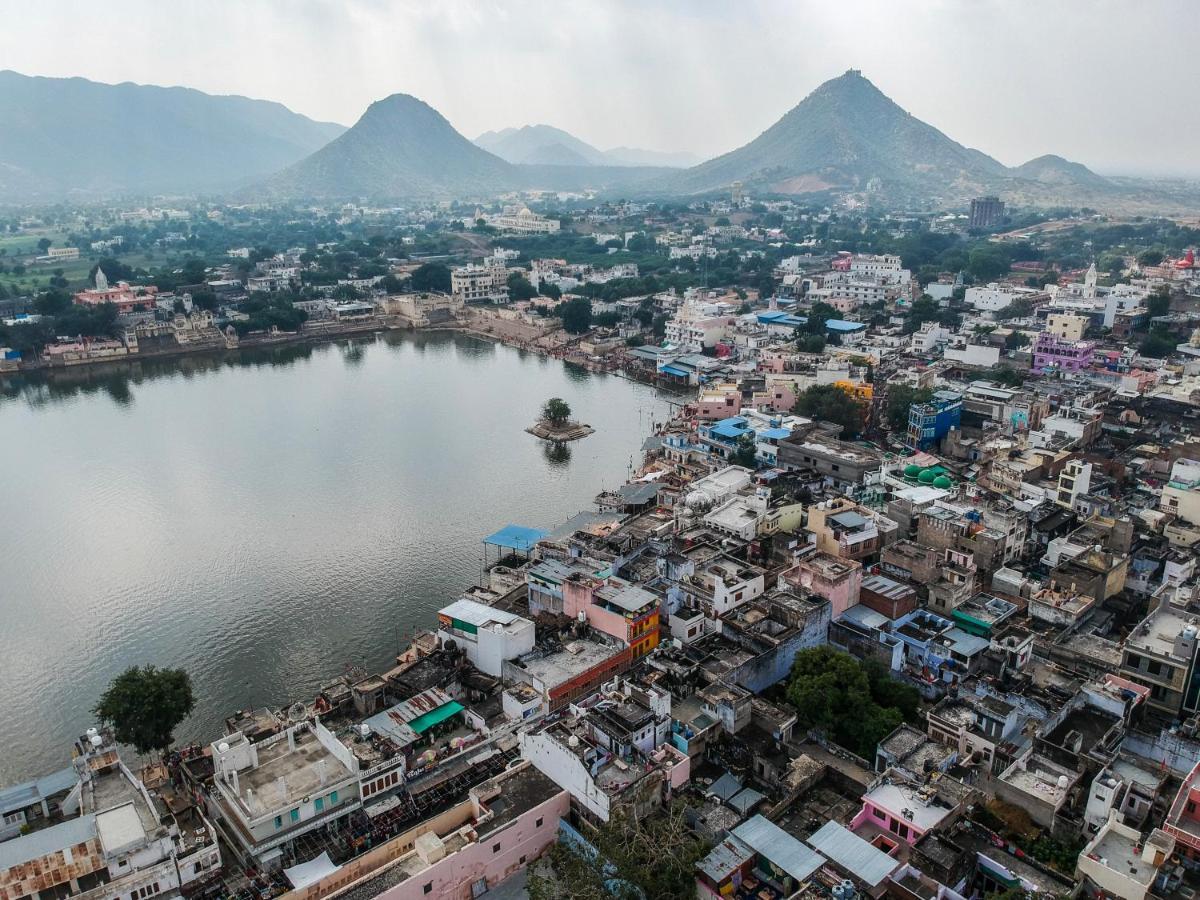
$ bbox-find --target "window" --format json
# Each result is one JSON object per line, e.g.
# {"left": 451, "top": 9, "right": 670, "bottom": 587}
{"left": 536, "top": 817, "right": 544, "bottom": 828}
{"left": 492, "top": 842, "right": 501, "bottom": 854}
{"left": 423, "top": 883, "right": 433, "bottom": 895}
{"left": 329, "top": 791, "right": 339, "bottom": 805}
{"left": 519, "top": 855, "right": 526, "bottom": 865}
{"left": 872, "top": 808, "right": 885, "bottom": 821}
{"left": 273, "top": 816, "right": 282, "bottom": 830}
{"left": 290, "top": 808, "right": 300, "bottom": 823}
{"left": 314, "top": 797, "right": 324, "bottom": 813}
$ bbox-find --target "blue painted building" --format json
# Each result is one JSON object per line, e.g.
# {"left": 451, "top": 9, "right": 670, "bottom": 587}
{"left": 906, "top": 390, "right": 963, "bottom": 451}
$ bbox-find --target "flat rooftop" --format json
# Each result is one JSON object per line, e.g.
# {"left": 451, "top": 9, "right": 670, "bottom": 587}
{"left": 237, "top": 729, "right": 355, "bottom": 818}
{"left": 863, "top": 782, "right": 953, "bottom": 832}
{"left": 1089, "top": 826, "right": 1156, "bottom": 887}
{"left": 515, "top": 639, "right": 624, "bottom": 689}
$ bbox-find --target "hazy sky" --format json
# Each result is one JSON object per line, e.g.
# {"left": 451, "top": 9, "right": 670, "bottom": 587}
{"left": 2, "top": 0, "right": 1197, "bottom": 176}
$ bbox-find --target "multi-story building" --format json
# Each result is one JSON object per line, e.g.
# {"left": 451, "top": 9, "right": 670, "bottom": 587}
{"left": 207, "top": 720, "right": 361, "bottom": 869}
{"left": 480, "top": 207, "right": 560, "bottom": 234}
{"left": 436, "top": 598, "right": 536, "bottom": 676}
{"left": 1119, "top": 596, "right": 1200, "bottom": 717}
{"left": 806, "top": 498, "right": 898, "bottom": 564}
{"left": 1161, "top": 458, "right": 1200, "bottom": 526}
{"left": 563, "top": 574, "right": 661, "bottom": 659}
{"left": 907, "top": 390, "right": 963, "bottom": 451}
{"left": 1033, "top": 331, "right": 1096, "bottom": 372}
{"left": 0, "top": 729, "right": 221, "bottom": 900}
{"left": 969, "top": 196, "right": 1006, "bottom": 230}
{"left": 451, "top": 259, "right": 509, "bottom": 304}
{"left": 1045, "top": 313, "right": 1089, "bottom": 342}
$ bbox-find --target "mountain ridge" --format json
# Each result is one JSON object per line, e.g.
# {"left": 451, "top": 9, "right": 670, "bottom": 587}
{"left": 0, "top": 70, "right": 346, "bottom": 199}
{"left": 475, "top": 123, "right": 700, "bottom": 169}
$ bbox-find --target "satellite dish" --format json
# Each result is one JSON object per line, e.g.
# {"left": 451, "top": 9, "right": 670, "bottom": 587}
{"left": 288, "top": 702, "right": 308, "bottom": 723}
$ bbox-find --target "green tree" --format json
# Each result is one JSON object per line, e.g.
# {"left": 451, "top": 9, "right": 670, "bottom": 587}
{"left": 796, "top": 333, "right": 826, "bottom": 353}
{"left": 804, "top": 300, "right": 837, "bottom": 336}
{"left": 793, "top": 384, "right": 866, "bottom": 438}
{"left": 967, "top": 243, "right": 1012, "bottom": 281}
{"left": 410, "top": 262, "right": 451, "bottom": 293}
{"left": 507, "top": 272, "right": 537, "bottom": 302}
{"left": 885, "top": 385, "right": 932, "bottom": 432}
{"left": 1140, "top": 329, "right": 1176, "bottom": 358}
{"left": 1004, "top": 330, "right": 1031, "bottom": 349}
{"left": 37, "top": 237, "right": 52, "bottom": 253}
{"left": 729, "top": 434, "right": 758, "bottom": 468}
{"left": 1137, "top": 249, "right": 1164, "bottom": 267}
{"left": 992, "top": 367, "right": 1025, "bottom": 387}
{"left": 559, "top": 296, "right": 593, "bottom": 334}
{"left": 539, "top": 282, "right": 562, "bottom": 301}
{"left": 995, "top": 298, "right": 1034, "bottom": 320}
{"left": 94, "top": 665, "right": 195, "bottom": 755}
{"left": 542, "top": 397, "right": 572, "bottom": 426}
{"left": 1147, "top": 287, "right": 1171, "bottom": 318}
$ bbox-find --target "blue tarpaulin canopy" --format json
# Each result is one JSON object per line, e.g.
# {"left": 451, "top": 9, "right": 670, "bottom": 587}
{"left": 483, "top": 524, "right": 547, "bottom": 552}
{"left": 659, "top": 364, "right": 690, "bottom": 377}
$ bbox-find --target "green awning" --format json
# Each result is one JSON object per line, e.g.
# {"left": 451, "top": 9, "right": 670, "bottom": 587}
{"left": 408, "top": 701, "right": 465, "bottom": 734}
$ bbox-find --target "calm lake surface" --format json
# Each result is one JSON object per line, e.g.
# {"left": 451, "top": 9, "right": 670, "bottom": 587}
{"left": 0, "top": 331, "right": 671, "bottom": 783}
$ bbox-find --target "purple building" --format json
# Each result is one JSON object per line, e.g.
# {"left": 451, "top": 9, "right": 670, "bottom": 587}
{"left": 1034, "top": 332, "right": 1095, "bottom": 372}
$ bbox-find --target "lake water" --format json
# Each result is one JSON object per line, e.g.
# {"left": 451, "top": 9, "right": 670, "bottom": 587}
{"left": 0, "top": 331, "right": 671, "bottom": 784}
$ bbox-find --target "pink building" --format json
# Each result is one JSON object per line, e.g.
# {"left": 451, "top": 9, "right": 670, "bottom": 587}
{"left": 563, "top": 574, "right": 661, "bottom": 658}
{"left": 779, "top": 552, "right": 862, "bottom": 619}
{"left": 694, "top": 384, "right": 741, "bottom": 422}
{"left": 849, "top": 775, "right": 955, "bottom": 852}
{"left": 291, "top": 763, "right": 569, "bottom": 900}
{"left": 73, "top": 281, "right": 158, "bottom": 313}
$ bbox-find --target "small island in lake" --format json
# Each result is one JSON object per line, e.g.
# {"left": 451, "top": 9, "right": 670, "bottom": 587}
{"left": 526, "top": 397, "right": 595, "bottom": 442}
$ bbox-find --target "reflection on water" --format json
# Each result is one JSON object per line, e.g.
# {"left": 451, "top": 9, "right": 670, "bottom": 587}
{"left": 542, "top": 440, "right": 572, "bottom": 466}
{"left": 0, "top": 331, "right": 671, "bottom": 783}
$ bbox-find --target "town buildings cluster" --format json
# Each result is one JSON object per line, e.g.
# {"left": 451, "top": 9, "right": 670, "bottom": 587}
{"left": 5, "top": 193, "right": 1200, "bottom": 899}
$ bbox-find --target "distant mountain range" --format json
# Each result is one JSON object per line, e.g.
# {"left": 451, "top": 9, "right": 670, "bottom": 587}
{"left": 0, "top": 70, "right": 345, "bottom": 200}
{"left": 661, "top": 69, "right": 1168, "bottom": 208}
{"left": 474, "top": 124, "right": 700, "bottom": 168}
{"left": 2, "top": 68, "right": 1196, "bottom": 212}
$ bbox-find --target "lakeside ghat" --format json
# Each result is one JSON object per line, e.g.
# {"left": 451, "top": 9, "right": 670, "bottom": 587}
{"left": 0, "top": 330, "right": 671, "bottom": 785}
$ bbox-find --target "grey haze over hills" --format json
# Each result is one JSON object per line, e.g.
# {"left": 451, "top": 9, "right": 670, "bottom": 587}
{"left": 257, "top": 98, "right": 673, "bottom": 200}
{"left": 259, "top": 94, "right": 520, "bottom": 199}
{"left": 0, "top": 70, "right": 345, "bottom": 200}
{"left": 1, "top": 67, "right": 1194, "bottom": 212}
{"left": 664, "top": 70, "right": 1118, "bottom": 205}
{"left": 474, "top": 124, "right": 701, "bottom": 169}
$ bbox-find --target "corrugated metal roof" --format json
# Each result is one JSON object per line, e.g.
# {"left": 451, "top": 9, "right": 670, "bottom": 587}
{"left": 697, "top": 834, "right": 756, "bottom": 882}
{"left": 438, "top": 598, "right": 523, "bottom": 628}
{"left": 728, "top": 787, "right": 765, "bottom": 816}
{"left": 805, "top": 820, "right": 897, "bottom": 887}
{"left": 0, "top": 767, "right": 76, "bottom": 814}
{"left": 0, "top": 814, "right": 97, "bottom": 870}
{"left": 706, "top": 772, "right": 743, "bottom": 802}
{"left": 733, "top": 815, "right": 826, "bottom": 883}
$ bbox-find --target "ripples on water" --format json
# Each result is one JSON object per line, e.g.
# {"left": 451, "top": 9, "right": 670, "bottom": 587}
{"left": 0, "top": 332, "right": 671, "bottom": 783}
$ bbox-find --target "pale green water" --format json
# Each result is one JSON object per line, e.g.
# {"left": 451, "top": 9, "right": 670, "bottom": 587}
{"left": 0, "top": 331, "right": 670, "bottom": 783}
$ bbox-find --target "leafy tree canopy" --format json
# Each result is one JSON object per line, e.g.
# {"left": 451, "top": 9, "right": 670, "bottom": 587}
{"left": 542, "top": 397, "right": 572, "bottom": 426}
{"left": 94, "top": 665, "right": 195, "bottom": 755}
{"left": 793, "top": 384, "right": 866, "bottom": 438}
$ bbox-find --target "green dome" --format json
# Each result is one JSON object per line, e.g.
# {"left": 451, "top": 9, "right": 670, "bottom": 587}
{"left": 917, "top": 469, "right": 936, "bottom": 484}
{"left": 933, "top": 475, "right": 953, "bottom": 489}
{"left": 904, "top": 464, "right": 922, "bottom": 478}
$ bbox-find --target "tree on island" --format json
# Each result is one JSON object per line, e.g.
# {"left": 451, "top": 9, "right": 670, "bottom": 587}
{"left": 94, "top": 665, "right": 195, "bottom": 755}
{"left": 542, "top": 397, "right": 572, "bottom": 427}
